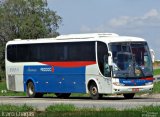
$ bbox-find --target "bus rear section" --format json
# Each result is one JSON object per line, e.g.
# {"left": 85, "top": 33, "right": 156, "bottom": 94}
{"left": 5, "top": 40, "right": 98, "bottom": 98}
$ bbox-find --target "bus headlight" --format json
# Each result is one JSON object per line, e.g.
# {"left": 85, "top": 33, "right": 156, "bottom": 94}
{"left": 113, "top": 82, "right": 125, "bottom": 86}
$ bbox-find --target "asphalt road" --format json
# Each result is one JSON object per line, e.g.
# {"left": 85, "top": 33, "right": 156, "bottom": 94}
{"left": 0, "top": 95, "right": 160, "bottom": 111}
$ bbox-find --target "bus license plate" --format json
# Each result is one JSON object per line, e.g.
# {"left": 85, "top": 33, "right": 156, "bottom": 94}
{"left": 132, "top": 88, "right": 139, "bottom": 92}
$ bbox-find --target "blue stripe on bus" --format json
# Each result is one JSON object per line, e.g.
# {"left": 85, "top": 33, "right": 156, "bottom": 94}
{"left": 119, "top": 78, "right": 153, "bottom": 86}
{"left": 23, "top": 65, "right": 86, "bottom": 93}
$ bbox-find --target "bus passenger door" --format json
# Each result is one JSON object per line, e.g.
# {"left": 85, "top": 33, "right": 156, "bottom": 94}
{"left": 97, "top": 41, "right": 111, "bottom": 77}
{"left": 97, "top": 41, "right": 112, "bottom": 93}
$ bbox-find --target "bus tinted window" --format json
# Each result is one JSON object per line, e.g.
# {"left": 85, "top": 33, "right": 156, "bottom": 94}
{"left": 7, "top": 42, "right": 95, "bottom": 62}
{"left": 97, "top": 41, "right": 109, "bottom": 76}
{"left": 7, "top": 45, "right": 17, "bottom": 62}
{"left": 68, "top": 42, "right": 95, "bottom": 61}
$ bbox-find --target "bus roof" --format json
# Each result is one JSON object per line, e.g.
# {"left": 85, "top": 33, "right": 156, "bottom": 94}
{"left": 56, "top": 33, "right": 119, "bottom": 39}
{"left": 6, "top": 33, "right": 146, "bottom": 45}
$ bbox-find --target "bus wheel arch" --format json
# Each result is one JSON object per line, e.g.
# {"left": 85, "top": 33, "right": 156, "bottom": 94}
{"left": 26, "top": 80, "right": 43, "bottom": 98}
{"left": 87, "top": 80, "right": 102, "bottom": 100}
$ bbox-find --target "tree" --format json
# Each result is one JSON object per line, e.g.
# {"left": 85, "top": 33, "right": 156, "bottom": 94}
{"left": 0, "top": 0, "right": 62, "bottom": 41}
{"left": 0, "top": 0, "right": 62, "bottom": 79}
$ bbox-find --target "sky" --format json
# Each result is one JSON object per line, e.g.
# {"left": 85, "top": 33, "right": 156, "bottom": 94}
{"left": 47, "top": 0, "right": 160, "bottom": 60}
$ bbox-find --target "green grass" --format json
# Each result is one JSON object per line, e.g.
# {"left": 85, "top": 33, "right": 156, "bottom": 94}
{"left": 0, "top": 104, "right": 34, "bottom": 111}
{"left": 0, "top": 81, "right": 25, "bottom": 96}
{"left": 153, "top": 82, "right": 160, "bottom": 93}
{"left": 45, "top": 104, "right": 116, "bottom": 112}
{"left": 46, "top": 104, "right": 76, "bottom": 112}
{"left": 0, "top": 104, "right": 159, "bottom": 117}
{"left": 70, "top": 93, "right": 89, "bottom": 97}
{"left": 153, "top": 68, "right": 160, "bottom": 76}
{"left": 126, "top": 105, "right": 160, "bottom": 112}
{"left": 42, "top": 104, "right": 160, "bottom": 117}
{"left": 45, "top": 104, "right": 160, "bottom": 112}
{"left": 0, "top": 70, "right": 5, "bottom": 81}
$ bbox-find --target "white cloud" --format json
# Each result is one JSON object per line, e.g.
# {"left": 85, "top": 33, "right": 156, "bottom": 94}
{"left": 109, "top": 16, "right": 130, "bottom": 27}
{"left": 109, "top": 9, "right": 160, "bottom": 28}
{"left": 143, "top": 9, "right": 159, "bottom": 19}
{"left": 80, "top": 9, "right": 160, "bottom": 34}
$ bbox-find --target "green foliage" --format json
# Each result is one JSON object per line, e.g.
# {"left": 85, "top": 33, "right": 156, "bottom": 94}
{"left": 0, "top": 44, "right": 5, "bottom": 80}
{"left": 0, "top": 70, "right": 5, "bottom": 81}
{"left": 154, "top": 68, "right": 160, "bottom": 76}
{"left": 0, "top": 81, "right": 25, "bottom": 96}
{"left": 0, "top": 0, "right": 61, "bottom": 41}
{"left": 153, "top": 82, "right": 160, "bottom": 93}
{"left": 0, "top": 104, "right": 34, "bottom": 111}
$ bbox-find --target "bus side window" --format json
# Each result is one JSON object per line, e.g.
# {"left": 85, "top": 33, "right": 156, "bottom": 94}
{"left": 97, "top": 42, "right": 110, "bottom": 77}
{"left": 7, "top": 45, "right": 17, "bottom": 62}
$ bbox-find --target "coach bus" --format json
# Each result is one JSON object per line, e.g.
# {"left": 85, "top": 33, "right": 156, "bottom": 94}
{"left": 5, "top": 33, "right": 154, "bottom": 99}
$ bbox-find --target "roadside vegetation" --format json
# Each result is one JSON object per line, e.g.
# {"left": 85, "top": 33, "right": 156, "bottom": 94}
{"left": 0, "top": 104, "right": 159, "bottom": 117}
{"left": 0, "top": 104, "right": 34, "bottom": 112}
{"left": 154, "top": 68, "right": 160, "bottom": 76}
{"left": 153, "top": 61, "right": 160, "bottom": 68}
{"left": 0, "top": 81, "right": 25, "bottom": 96}
{"left": 44, "top": 104, "right": 160, "bottom": 117}
{"left": 153, "top": 82, "right": 160, "bottom": 93}
{"left": 153, "top": 61, "right": 160, "bottom": 75}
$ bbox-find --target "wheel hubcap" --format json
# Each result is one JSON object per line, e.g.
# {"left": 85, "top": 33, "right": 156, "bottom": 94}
{"left": 91, "top": 87, "right": 97, "bottom": 95}
{"left": 28, "top": 83, "right": 34, "bottom": 95}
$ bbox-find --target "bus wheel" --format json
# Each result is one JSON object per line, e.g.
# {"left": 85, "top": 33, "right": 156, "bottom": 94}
{"left": 55, "top": 93, "right": 71, "bottom": 99}
{"left": 89, "top": 82, "right": 102, "bottom": 100}
{"left": 123, "top": 93, "right": 135, "bottom": 99}
{"left": 27, "top": 81, "right": 43, "bottom": 98}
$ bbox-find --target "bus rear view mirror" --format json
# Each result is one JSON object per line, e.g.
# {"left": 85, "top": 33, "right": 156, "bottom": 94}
{"left": 108, "top": 52, "right": 111, "bottom": 56}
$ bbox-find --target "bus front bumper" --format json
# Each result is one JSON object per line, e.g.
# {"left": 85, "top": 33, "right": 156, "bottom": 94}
{"left": 112, "top": 84, "right": 153, "bottom": 94}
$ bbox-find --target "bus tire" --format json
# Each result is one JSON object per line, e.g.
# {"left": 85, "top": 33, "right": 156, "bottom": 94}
{"left": 27, "top": 81, "right": 43, "bottom": 98}
{"left": 123, "top": 93, "right": 135, "bottom": 99}
{"left": 55, "top": 93, "right": 71, "bottom": 99}
{"left": 89, "top": 82, "right": 102, "bottom": 100}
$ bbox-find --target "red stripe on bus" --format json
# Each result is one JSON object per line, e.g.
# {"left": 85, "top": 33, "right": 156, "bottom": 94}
{"left": 140, "top": 77, "right": 155, "bottom": 81}
{"left": 41, "top": 61, "right": 96, "bottom": 67}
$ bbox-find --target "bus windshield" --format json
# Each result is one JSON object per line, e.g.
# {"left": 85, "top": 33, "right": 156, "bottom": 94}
{"left": 109, "top": 42, "right": 153, "bottom": 78}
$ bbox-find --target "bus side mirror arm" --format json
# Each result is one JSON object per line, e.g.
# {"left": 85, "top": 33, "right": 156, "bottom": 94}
{"left": 108, "top": 52, "right": 111, "bottom": 56}
{"left": 103, "top": 55, "right": 112, "bottom": 77}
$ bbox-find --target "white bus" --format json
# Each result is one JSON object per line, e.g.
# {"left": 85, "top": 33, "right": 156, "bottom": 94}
{"left": 5, "top": 33, "right": 154, "bottom": 99}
